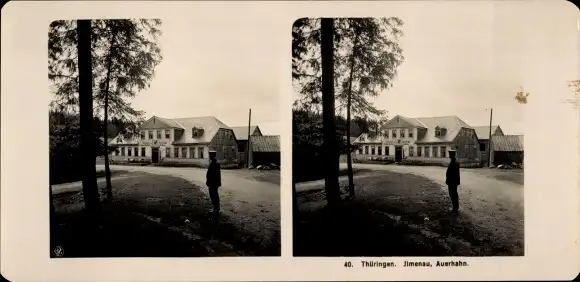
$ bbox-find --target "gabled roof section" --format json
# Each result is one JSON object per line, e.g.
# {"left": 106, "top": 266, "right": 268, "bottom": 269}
{"left": 230, "top": 125, "right": 262, "bottom": 141}
{"left": 472, "top": 125, "right": 504, "bottom": 140}
{"left": 414, "top": 116, "right": 472, "bottom": 143}
{"left": 171, "top": 116, "right": 230, "bottom": 144}
{"left": 383, "top": 115, "right": 427, "bottom": 129}
{"left": 492, "top": 135, "right": 524, "bottom": 152}
{"left": 140, "top": 115, "right": 184, "bottom": 129}
{"left": 353, "top": 131, "right": 385, "bottom": 144}
{"left": 108, "top": 133, "right": 139, "bottom": 146}
{"left": 251, "top": 135, "right": 280, "bottom": 152}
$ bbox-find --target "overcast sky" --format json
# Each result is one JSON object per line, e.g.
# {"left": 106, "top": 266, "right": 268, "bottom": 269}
{"left": 287, "top": 2, "right": 578, "bottom": 135}
{"left": 82, "top": 1, "right": 578, "bottom": 136}
{"left": 130, "top": 14, "right": 284, "bottom": 135}
{"left": 366, "top": 2, "right": 578, "bottom": 135}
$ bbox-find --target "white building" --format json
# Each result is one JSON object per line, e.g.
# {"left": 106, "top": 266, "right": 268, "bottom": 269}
{"left": 109, "top": 115, "right": 238, "bottom": 167}
{"left": 352, "top": 115, "right": 481, "bottom": 167}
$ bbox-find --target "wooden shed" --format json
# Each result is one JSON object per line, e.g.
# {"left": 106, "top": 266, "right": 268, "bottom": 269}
{"left": 490, "top": 135, "right": 524, "bottom": 166}
{"left": 249, "top": 135, "right": 280, "bottom": 166}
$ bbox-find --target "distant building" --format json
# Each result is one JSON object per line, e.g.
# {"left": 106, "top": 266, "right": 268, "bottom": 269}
{"left": 353, "top": 115, "right": 481, "bottom": 167}
{"left": 472, "top": 125, "right": 504, "bottom": 165}
{"left": 490, "top": 135, "right": 524, "bottom": 166}
{"left": 109, "top": 115, "right": 238, "bottom": 167}
{"left": 249, "top": 135, "right": 281, "bottom": 166}
{"left": 230, "top": 125, "right": 263, "bottom": 165}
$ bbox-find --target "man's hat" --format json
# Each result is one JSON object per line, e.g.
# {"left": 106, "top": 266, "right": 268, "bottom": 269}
{"left": 209, "top": 150, "right": 217, "bottom": 156}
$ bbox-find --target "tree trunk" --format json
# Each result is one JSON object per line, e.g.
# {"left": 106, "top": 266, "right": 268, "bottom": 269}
{"left": 103, "top": 26, "right": 117, "bottom": 199}
{"left": 346, "top": 27, "right": 361, "bottom": 198}
{"left": 77, "top": 20, "right": 101, "bottom": 213}
{"left": 321, "top": 18, "right": 341, "bottom": 207}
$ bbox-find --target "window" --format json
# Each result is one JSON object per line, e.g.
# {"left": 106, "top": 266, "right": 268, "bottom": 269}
{"left": 479, "top": 142, "right": 486, "bottom": 151}
{"left": 392, "top": 130, "right": 397, "bottom": 138}
{"left": 165, "top": 147, "right": 171, "bottom": 158}
{"left": 426, "top": 146, "right": 431, "bottom": 157}
{"left": 174, "top": 148, "right": 179, "bottom": 158}
{"left": 165, "top": 130, "right": 170, "bottom": 139}
{"left": 385, "top": 130, "right": 389, "bottom": 138}
{"left": 157, "top": 130, "right": 162, "bottom": 139}
{"left": 358, "top": 147, "right": 363, "bottom": 154}
{"left": 435, "top": 130, "right": 441, "bottom": 137}
{"left": 441, "top": 146, "right": 447, "bottom": 158}
{"left": 400, "top": 129, "right": 406, "bottom": 138}
{"left": 141, "top": 131, "right": 146, "bottom": 139}
{"left": 128, "top": 147, "right": 132, "bottom": 156}
{"left": 181, "top": 147, "right": 187, "bottom": 158}
{"left": 385, "top": 146, "right": 390, "bottom": 156}
{"left": 371, "top": 146, "right": 376, "bottom": 155}
{"left": 121, "top": 147, "right": 125, "bottom": 156}
{"left": 198, "top": 147, "right": 204, "bottom": 158}
{"left": 417, "top": 146, "right": 422, "bottom": 157}
{"left": 378, "top": 146, "right": 382, "bottom": 156}
{"left": 409, "top": 146, "right": 414, "bottom": 156}
{"left": 141, "top": 147, "right": 146, "bottom": 157}
{"left": 409, "top": 129, "right": 414, "bottom": 138}
{"left": 364, "top": 146, "right": 368, "bottom": 155}
{"left": 189, "top": 147, "right": 195, "bottom": 158}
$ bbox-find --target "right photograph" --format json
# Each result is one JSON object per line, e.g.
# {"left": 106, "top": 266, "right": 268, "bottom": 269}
{"left": 292, "top": 16, "right": 524, "bottom": 257}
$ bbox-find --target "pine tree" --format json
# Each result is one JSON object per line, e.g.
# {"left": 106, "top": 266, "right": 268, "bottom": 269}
{"left": 293, "top": 17, "right": 404, "bottom": 199}
{"left": 49, "top": 19, "right": 162, "bottom": 199}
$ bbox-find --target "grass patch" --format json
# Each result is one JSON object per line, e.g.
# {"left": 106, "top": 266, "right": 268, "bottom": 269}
{"left": 294, "top": 168, "right": 373, "bottom": 184}
{"left": 51, "top": 169, "right": 125, "bottom": 185}
{"left": 246, "top": 170, "right": 281, "bottom": 185}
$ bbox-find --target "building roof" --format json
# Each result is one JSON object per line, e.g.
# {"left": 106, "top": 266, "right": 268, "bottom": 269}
{"left": 230, "top": 125, "right": 261, "bottom": 141}
{"left": 472, "top": 125, "right": 502, "bottom": 140}
{"left": 399, "top": 116, "right": 428, "bottom": 128}
{"left": 171, "top": 116, "right": 229, "bottom": 144}
{"left": 251, "top": 135, "right": 280, "bottom": 152}
{"left": 110, "top": 116, "right": 230, "bottom": 145}
{"left": 154, "top": 116, "right": 184, "bottom": 128}
{"left": 414, "top": 116, "right": 472, "bottom": 143}
{"left": 491, "top": 135, "right": 524, "bottom": 152}
{"left": 353, "top": 115, "right": 473, "bottom": 144}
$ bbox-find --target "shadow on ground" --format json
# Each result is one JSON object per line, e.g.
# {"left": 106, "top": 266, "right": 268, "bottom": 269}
{"left": 294, "top": 171, "right": 524, "bottom": 257}
{"left": 51, "top": 172, "right": 279, "bottom": 257}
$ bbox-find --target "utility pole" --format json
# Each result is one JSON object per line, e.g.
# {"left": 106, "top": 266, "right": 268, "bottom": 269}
{"left": 488, "top": 108, "right": 493, "bottom": 167}
{"left": 246, "top": 109, "right": 252, "bottom": 167}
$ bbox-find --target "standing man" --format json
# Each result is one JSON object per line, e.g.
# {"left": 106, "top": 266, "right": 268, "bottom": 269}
{"left": 206, "top": 150, "right": 222, "bottom": 216}
{"left": 445, "top": 148, "right": 460, "bottom": 213}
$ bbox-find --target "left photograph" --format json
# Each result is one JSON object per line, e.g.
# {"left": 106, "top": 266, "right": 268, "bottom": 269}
{"left": 49, "top": 19, "right": 281, "bottom": 257}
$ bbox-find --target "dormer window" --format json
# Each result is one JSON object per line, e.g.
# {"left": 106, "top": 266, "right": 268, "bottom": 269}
{"left": 435, "top": 126, "right": 447, "bottom": 137}
{"left": 192, "top": 127, "right": 204, "bottom": 138}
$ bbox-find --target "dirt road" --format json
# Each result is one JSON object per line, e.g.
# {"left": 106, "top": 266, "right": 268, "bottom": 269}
{"left": 95, "top": 164, "right": 281, "bottom": 253}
